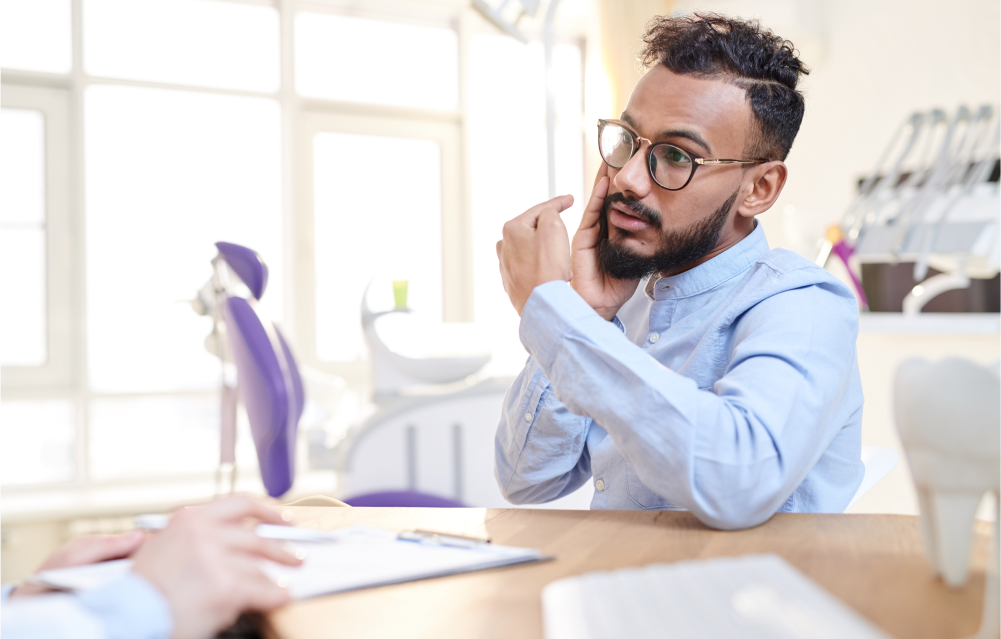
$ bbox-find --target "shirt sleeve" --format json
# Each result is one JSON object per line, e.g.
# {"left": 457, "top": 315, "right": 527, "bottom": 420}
{"left": 1, "top": 572, "right": 173, "bottom": 639}
{"left": 494, "top": 354, "right": 593, "bottom": 504}
{"left": 518, "top": 278, "right": 859, "bottom": 530}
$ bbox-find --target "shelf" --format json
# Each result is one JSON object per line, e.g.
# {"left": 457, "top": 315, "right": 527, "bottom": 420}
{"left": 858, "top": 313, "right": 1000, "bottom": 334}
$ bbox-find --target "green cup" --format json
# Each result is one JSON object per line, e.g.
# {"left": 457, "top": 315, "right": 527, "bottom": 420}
{"left": 392, "top": 280, "right": 409, "bottom": 309}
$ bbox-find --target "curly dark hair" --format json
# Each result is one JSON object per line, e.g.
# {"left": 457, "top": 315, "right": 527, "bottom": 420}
{"left": 639, "top": 13, "right": 809, "bottom": 161}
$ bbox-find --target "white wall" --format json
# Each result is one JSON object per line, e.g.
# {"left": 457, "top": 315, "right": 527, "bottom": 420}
{"left": 673, "top": 0, "right": 1001, "bottom": 252}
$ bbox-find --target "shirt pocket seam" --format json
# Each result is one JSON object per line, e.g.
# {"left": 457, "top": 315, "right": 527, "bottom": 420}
{"left": 625, "top": 468, "right": 673, "bottom": 509}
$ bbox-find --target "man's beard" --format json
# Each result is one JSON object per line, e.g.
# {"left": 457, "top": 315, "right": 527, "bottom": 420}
{"left": 595, "top": 189, "right": 739, "bottom": 280}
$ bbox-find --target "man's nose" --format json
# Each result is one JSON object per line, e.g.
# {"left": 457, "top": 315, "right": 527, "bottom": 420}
{"left": 612, "top": 145, "right": 653, "bottom": 201}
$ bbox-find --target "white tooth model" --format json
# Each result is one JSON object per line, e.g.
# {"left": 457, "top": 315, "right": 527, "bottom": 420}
{"left": 895, "top": 357, "right": 1000, "bottom": 638}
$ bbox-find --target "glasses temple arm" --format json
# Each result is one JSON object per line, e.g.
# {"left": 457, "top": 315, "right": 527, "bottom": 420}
{"left": 694, "top": 158, "right": 767, "bottom": 165}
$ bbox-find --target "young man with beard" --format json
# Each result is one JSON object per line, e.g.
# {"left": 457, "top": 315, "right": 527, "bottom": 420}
{"left": 494, "top": 14, "right": 864, "bottom": 530}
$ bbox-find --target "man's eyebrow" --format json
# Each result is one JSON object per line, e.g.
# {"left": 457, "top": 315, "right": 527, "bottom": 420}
{"left": 659, "top": 129, "right": 712, "bottom": 155}
{"left": 619, "top": 113, "right": 713, "bottom": 155}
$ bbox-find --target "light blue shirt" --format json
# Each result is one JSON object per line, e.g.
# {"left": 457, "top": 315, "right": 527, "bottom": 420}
{"left": 1, "top": 572, "right": 172, "bottom": 639}
{"left": 495, "top": 222, "right": 865, "bottom": 530}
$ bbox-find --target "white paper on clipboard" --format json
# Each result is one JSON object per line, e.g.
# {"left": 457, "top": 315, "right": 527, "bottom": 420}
{"left": 31, "top": 525, "right": 547, "bottom": 601}
{"left": 263, "top": 525, "right": 547, "bottom": 599}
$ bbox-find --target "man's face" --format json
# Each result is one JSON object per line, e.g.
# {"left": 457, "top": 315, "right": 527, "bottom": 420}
{"left": 597, "top": 66, "right": 756, "bottom": 279}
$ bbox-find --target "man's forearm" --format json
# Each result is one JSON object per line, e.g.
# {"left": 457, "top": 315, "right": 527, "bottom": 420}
{"left": 494, "top": 357, "right": 592, "bottom": 504}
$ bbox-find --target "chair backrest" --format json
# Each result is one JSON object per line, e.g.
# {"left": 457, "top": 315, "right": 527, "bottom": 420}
{"left": 223, "top": 296, "right": 303, "bottom": 497}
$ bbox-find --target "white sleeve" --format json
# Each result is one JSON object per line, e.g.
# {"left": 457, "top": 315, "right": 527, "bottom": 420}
{"left": 1, "top": 572, "right": 173, "bottom": 639}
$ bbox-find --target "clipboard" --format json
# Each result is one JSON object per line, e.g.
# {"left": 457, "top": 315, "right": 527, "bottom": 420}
{"left": 31, "top": 525, "right": 550, "bottom": 601}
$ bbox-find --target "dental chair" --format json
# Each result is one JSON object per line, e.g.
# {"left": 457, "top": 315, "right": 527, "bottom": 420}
{"left": 193, "top": 242, "right": 304, "bottom": 498}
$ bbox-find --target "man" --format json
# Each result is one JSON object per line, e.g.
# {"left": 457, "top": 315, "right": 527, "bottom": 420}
{"left": 2, "top": 495, "right": 301, "bottom": 639}
{"left": 494, "top": 13, "right": 863, "bottom": 530}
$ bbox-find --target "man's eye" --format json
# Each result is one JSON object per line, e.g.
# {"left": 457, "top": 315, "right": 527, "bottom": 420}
{"left": 666, "top": 147, "right": 690, "bottom": 166}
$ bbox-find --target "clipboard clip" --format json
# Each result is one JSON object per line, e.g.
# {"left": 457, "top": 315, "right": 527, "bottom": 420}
{"left": 397, "top": 529, "right": 491, "bottom": 549}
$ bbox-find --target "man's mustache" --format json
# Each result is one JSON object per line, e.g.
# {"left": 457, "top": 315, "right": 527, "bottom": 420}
{"left": 601, "top": 192, "right": 662, "bottom": 228}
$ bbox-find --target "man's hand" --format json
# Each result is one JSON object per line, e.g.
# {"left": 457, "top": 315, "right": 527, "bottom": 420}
{"left": 11, "top": 530, "right": 147, "bottom": 598}
{"left": 131, "top": 494, "right": 302, "bottom": 639}
{"left": 570, "top": 164, "right": 642, "bottom": 321}
{"left": 496, "top": 194, "right": 575, "bottom": 315}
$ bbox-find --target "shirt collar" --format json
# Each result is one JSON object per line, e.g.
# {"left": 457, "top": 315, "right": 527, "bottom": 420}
{"left": 646, "top": 220, "right": 769, "bottom": 300}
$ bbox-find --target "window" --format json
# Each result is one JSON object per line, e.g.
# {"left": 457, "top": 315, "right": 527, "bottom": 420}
{"left": 84, "top": 0, "right": 280, "bottom": 92}
{"left": 1, "top": 84, "right": 74, "bottom": 387}
{"left": 295, "top": 12, "right": 459, "bottom": 111}
{"left": 469, "top": 35, "right": 584, "bottom": 372}
{"left": 312, "top": 128, "right": 447, "bottom": 363}
{"left": 0, "top": 0, "right": 72, "bottom": 74}
{"left": 1, "top": 108, "right": 47, "bottom": 367}
{"left": 84, "top": 85, "right": 283, "bottom": 393}
{"left": 0, "top": 0, "right": 587, "bottom": 491}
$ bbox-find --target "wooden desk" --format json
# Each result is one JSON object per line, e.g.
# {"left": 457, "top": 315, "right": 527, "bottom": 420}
{"left": 268, "top": 508, "right": 990, "bottom": 639}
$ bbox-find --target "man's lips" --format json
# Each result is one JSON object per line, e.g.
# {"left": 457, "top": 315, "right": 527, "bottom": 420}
{"left": 608, "top": 203, "right": 653, "bottom": 233}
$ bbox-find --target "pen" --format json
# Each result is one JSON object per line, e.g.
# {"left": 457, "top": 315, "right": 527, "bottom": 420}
{"left": 397, "top": 529, "right": 491, "bottom": 549}
{"left": 135, "top": 514, "right": 337, "bottom": 543}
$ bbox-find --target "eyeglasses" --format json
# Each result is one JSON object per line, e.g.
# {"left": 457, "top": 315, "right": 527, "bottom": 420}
{"left": 597, "top": 119, "right": 769, "bottom": 191}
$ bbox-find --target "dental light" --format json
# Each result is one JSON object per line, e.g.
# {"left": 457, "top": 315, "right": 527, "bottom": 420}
{"left": 471, "top": 0, "right": 540, "bottom": 43}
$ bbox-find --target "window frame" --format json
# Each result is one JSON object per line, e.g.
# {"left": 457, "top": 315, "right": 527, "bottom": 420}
{"left": 295, "top": 109, "right": 465, "bottom": 384}
{"left": 0, "top": 0, "right": 587, "bottom": 493}
{"left": 1, "top": 84, "right": 77, "bottom": 390}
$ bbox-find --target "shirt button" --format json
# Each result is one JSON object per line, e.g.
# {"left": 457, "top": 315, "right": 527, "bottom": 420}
{"left": 595, "top": 479, "right": 606, "bottom": 491}
{"left": 524, "top": 412, "right": 533, "bottom": 422}
{"left": 649, "top": 332, "right": 660, "bottom": 343}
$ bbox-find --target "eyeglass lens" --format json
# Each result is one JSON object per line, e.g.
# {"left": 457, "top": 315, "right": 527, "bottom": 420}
{"left": 598, "top": 122, "right": 693, "bottom": 190}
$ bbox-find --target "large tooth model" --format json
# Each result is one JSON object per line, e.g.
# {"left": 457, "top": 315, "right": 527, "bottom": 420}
{"left": 895, "top": 357, "right": 999, "bottom": 638}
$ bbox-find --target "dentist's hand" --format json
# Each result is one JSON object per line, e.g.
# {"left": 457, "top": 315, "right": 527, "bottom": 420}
{"left": 496, "top": 194, "right": 575, "bottom": 315}
{"left": 570, "top": 164, "right": 641, "bottom": 321}
{"left": 132, "top": 495, "right": 302, "bottom": 639}
{"left": 11, "top": 530, "right": 147, "bottom": 598}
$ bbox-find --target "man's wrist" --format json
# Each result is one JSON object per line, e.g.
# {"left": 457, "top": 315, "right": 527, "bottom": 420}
{"left": 568, "top": 283, "right": 621, "bottom": 321}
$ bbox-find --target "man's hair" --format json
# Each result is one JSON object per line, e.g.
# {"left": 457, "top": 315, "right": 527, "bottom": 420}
{"left": 639, "top": 13, "right": 808, "bottom": 161}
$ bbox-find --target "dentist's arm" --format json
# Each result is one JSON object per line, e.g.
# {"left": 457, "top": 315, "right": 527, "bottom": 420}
{"left": 2, "top": 495, "right": 302, "bottom": 639}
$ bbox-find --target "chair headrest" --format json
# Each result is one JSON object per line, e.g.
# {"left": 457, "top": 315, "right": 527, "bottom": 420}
{"left": 216, "top": 241, "right": 269, "bottom": 301}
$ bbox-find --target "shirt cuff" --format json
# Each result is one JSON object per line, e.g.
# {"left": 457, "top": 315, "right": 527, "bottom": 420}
{"left": 77, "top": 572, "right": 173, "bottom": 639}
{"left": 0, "top": 584, "right": 15, "bottom": 601}
{"left": 519, "top": 281, "right": 607, "bottom": 368}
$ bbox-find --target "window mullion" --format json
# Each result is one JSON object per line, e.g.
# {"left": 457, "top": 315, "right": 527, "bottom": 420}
{"left": 70, "top": 0, "right": 89, "bottom": 485}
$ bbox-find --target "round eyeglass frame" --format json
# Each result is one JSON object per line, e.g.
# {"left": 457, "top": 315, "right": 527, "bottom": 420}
{"left": 597, "top": 119, "right": 770, "bottom": 191}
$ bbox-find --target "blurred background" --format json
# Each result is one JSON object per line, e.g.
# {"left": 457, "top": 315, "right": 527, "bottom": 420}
{"left": 1, "top": 0, "right": 998, "bottom": 583}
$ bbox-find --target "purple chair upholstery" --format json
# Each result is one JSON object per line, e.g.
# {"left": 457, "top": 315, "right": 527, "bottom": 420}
{"left": 216, "top": 241, "right": 269, "bottom": 301}
{"left": 222, "top": 295, "right": 303, "bottom": 498}
{"left": 343, "top": 490, "right": 466, "bottom": 508}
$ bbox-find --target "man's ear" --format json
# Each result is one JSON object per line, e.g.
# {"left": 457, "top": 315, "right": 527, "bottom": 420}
{"left": 735, "top": 161, "right": 787, "bottom": 219}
